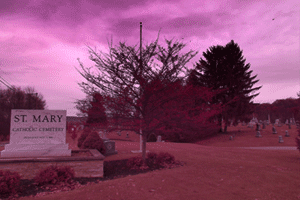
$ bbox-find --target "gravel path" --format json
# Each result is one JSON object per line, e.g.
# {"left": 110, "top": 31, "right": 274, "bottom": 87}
{"left": 238, "top": 146, "right": 297, "bottom": 150}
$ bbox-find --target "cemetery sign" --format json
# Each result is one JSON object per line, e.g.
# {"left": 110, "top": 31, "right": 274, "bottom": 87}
{"left": 1, "top": 109, "right": 71, "bottom": 158}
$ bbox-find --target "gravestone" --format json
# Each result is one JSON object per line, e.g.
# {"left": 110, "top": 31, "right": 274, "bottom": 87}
{"left": 275, "top": 119, "right": 280, "bottom": 126}
{"left": 126, "top": 133, "right": 129, "bottom": 138}
{"left": 255, "top": 131, "right": 262, "bottom": 138}
{"left": 288, "top": 123, "right": 291, "bottom": 129}
{"left": 117, "top": 130, "right": 121, "bottom": 136}
{"left": 157, "top": 135, "right": 162, "bottom": 142}
{"left": 262, "top": 122, "right": 266, "bottom": 129}
{"left": 272, "top": 126, "right": 277, "bottom": 134}
{"left": 229, "top": 136, "right": 234, "bottom": 140}
{"left": 242, "top": 121, "right": 246, "bottom": 126}
{"left": 278, "top": 135, "right": 284, "bottom": 143}
{"left": 285, "top": 130, "right": 290, "bottom": 137}
{"left": 98, "top": 130, "right": 108, "bottom": 140}
{"left": 99, "top": 130, "right": 118, "bottom": 156}
{"left": 1, "top": 109, "right": 71, "bottom": 158}
{"left": 255, "top": 123, "right": 260, "bottom": 131}
{"left": 285, "top": 119, "right": 288, "bottom": 125}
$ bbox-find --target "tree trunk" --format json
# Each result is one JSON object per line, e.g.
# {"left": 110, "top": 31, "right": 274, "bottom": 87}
{"left": 223, "top": 117, "right": 228, "bottom": 133}
{"left": 218, "top": 114, "right": 223, "bottom": 132}
{"left": 142, "top": 133, "right": 147, "bottom": 161}
{"left": 224, "top": 122, "right": 228, "bottom": 133}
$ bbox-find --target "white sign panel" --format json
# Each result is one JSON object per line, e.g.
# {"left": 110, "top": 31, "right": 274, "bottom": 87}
{"left": 10, "top": 109, "right": 67, "bottom": 145}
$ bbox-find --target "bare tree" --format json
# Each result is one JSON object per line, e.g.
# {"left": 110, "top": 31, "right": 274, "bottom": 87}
{"left": 76, "top": 38, "right": 221, "bottom": 160}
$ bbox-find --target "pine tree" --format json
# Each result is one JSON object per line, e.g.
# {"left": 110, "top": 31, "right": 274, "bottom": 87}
{"left": 188, "top": 40, "right": 262, "bottom": 132}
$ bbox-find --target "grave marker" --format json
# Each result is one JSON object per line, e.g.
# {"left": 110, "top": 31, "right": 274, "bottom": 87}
{"left": 272, "top": 126, "right": 277, "bottom": 134}
{"left": 157, "top": 135, "right": 162, "bottom": 142}
{"left": 255, "top": 131, "right": 262, "bottom": 138}
{"left": 285, "top": 130, "right": 290, "bottom": 137}
{"left": 99, "top": 130, "right": 118, "bottom": 156}
{"left": 262, "top": 122, "right": 266, "bottom": 129}
{"left": 255, "top": 123, "right": 260, "bottom": 131}
{"left": 278, "top": 135, "right": 284, "bottom": 143}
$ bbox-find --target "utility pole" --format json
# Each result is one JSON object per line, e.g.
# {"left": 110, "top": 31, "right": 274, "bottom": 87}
{"left": 132, "top": 22, "right": 146, "bottom": 154}
{"left": 139, "top": 22, "right": 142, "bottom": 152}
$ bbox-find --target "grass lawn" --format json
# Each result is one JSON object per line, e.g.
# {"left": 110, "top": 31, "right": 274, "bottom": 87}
{"left": 14, "top": 124, "right": 300, "bottom": 199}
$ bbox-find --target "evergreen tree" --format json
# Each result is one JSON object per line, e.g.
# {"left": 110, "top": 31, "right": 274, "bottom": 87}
{"left": 75, "top": 92, "right": 108, "bottom": 129}
{"left": 188, "top": 40, "right": 262, "bottom": 132}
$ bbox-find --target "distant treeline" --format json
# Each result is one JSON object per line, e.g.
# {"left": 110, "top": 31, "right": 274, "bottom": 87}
{"left": 253, "top": 98, "right": 300, "bottom": 123}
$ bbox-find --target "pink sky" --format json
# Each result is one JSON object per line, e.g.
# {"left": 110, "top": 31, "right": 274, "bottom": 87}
{"left": 0, "top": 0, "right": 299, "bottom": 116}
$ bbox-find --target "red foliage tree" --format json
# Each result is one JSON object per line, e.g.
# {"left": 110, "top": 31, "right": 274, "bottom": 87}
{"left": 76, "top": 37, "right": 221, "bottom": 160}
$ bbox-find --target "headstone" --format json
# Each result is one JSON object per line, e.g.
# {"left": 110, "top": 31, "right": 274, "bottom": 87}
{"left": 288, "top": 123, "right": 291, "bottom": 129}
{"left": 99, "top": 130, "right": 118, "bottom": 155}
{"left": 157, "top": 135, "right": 162, "bottom": 142}
{"left": 278, "top": 135, "right": 284, "bottom": 143}
{"left": 285, "top": 130, "right": 290, "bottom": 137}
{"left": 242, "top": 121, "right": 246, "bottom": 126}
{"left": 117, "top": 131, "right": 121, "bottom": 136}
{"left": 262, "top": 122, "right": 266, "bottom": 129}
{"left": 255, "top": 123, "right": 260, "bottom": 131}
{"left": 103, "top": 140, "right": 118, "bottom": 155}
{"left": 99, "top": 130, "right": 108, "bottom": 140}
{"left": 229, "top": 136, "right": 234, "bottom": 140}
{"left": 1, "top": 109, "right": 71, "bottom": 158}
{"left": 272, "top": 126, "right": 277, "bottom": 134}
{"left": 275, "top": 119, "right": 280, "bottom": 126}
{"left": 255, "top": 131, "right": 262, "bottom": 138}
{"left": 126, "top": 133, "right": 129, "bottom": 138}
{"left": 285, "top": 119, "right": 288, "bottom": 125}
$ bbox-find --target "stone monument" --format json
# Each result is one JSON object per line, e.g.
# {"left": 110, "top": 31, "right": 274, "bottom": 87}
{"left": 1, "top": 109, "right": 71, "bottom": 158}
{"left": 255, "top": 123, "right": 260, "bottom": 131}
{"left": 157, "top": 135, "right": 162, "bottom": 142}
{"left": 255, "top": 131, "right": 262, "bottom": 138}
{"left": 98, "top": 130, "right": 117, "bottom": 156}
{"left": 278, "top": 135, "right": 284, "bottom": 143}
{"left": 272, "top": 126, "right": 277, "bottom": 134}
{"left": 285, "top": 130, "right": 290, "bottom": 137}
{"left": 262, "top": 122, "right": 266, "bottom": 129}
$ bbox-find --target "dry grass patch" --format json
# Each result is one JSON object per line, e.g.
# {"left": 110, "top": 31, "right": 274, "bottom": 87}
{"left": 2, "top": 124, "right": 300, "bottom": 199}
{"left": 19, "top": 140, "right": 300, "bottom": 200}
{"left": 196, "top": 124, "right": 298, "bottom": 147}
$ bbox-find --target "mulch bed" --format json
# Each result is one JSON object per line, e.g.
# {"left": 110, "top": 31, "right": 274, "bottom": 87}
{"left": 1, "top": 158, "right": 184, "bottom": 199}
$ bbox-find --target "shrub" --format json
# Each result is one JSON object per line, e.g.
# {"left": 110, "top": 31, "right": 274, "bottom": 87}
{"left": 34, "top": 166, "right": 75, "bottom": 186}
{"left": 157, "top": 152, "right": 175, "bottom": 164}
{"left": 77, "top": 129, "right": 90, "bottom": 148}
{"left": 146, "top": 152, "right": 176, "bottom": 169}
{"left": 126, "top": 156, "right": 147, "bottom": 170}
{"left": 81, "top": 131, "right": 106, "bottom": 155}
{"left": 0, "top": 170, "right": 21, "bottom": 196}
{"left": 146, "top": 152, "right": 161, "bottom": 169}
{"left": 147, "top": 133, "right": 157, "bottom": 142}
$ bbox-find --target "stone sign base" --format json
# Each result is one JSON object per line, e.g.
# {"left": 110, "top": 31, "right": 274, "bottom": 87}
{"left": 0, "top": 149, "right": 104, "bottom": 179}
{"left": 1, "top": 144, "right": 71, "bottom": 158}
